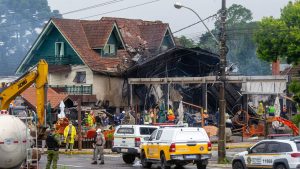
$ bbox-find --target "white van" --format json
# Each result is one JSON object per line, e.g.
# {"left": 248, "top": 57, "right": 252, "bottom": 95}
{"left": 112, "top": 125, "right": 159, "bottom": 164}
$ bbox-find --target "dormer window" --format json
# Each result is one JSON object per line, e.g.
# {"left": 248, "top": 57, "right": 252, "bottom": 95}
{"left": 103, "top": 44, "right": 116, "bottom": 56}
{"left": 55, "top": 42, "right": 64, "bottom": 57}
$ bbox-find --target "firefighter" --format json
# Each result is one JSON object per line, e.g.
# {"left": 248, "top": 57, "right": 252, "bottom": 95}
{"left": 64, "top": 121, "right": 77, "bottom": 152}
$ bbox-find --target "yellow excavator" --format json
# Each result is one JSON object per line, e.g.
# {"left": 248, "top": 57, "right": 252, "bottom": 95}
{"left": 0, "top": 59, "right": 48, "bottom": 168}
{"left": 0, "top": 59, "right": 48, "bottom": 126}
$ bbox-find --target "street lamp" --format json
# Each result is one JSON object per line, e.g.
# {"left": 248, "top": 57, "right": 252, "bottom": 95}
{"left": 174, "top": 2, "right": 219, "bottom": 45}
{"left": 174, "top": 1, "right": 227, "bottom": 163}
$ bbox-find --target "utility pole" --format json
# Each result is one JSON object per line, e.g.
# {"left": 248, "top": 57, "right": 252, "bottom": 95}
{"left": 218, "top": 0, "right": 227, "bottom": 163}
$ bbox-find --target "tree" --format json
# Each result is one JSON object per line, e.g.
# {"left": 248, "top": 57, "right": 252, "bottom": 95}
{"left": 0, "top": 0, "right": 61, "bottom": 75}
{"left": 254, "top": 17, "right": 287, "bottom": 62}
{"left": 176, "top": 36, "right": 196, "bottom": 48}
{"left": 254, "top": 1, "right": 300, "bottom": 110}
{"left": 198, "top": 4, "right": 270, "bottom": 75}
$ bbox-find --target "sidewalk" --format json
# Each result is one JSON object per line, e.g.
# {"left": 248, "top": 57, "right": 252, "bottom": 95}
{"left": 208, "top": 162, "right": 231, "bottom": 168}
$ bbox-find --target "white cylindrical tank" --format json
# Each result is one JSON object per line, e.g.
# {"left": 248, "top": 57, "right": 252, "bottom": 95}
{"left": 0, "top": 115, "right": 30, "bottom": 168}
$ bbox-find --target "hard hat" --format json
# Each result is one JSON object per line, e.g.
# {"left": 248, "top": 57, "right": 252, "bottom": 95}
{"left": 96, "top": 129, "right": 102, "bottom": 133}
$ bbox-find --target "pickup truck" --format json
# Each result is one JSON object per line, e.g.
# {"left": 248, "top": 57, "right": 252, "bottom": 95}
{"left": 112, "top": 125, "right": 158, "bottom": 164}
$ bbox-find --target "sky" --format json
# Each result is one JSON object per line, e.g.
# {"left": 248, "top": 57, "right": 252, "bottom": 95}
{"left": 47, "top": 0, "right": 292, "bottom": 39}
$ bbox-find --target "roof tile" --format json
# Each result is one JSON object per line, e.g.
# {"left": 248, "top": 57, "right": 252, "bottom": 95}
{"left": 51, "top": 17, "right": 171, "bottom": 74}
{"left": 21, "top": 87, "right": 68, "bottom": 109}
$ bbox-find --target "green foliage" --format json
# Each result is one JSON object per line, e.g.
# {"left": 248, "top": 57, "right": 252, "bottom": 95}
{"left": 254, "top": 17, "right": 287, "bottom": 62}
{"left": 254, "top": 1, "right": 300, "bottom": 110}
{"left": 177, "top": 36, "right": 196, "bottom": 48}
{"left": 254, "top": 1, "right": 300, "bottom": 64}
{"left": 292, "top": 114, "right": 300, "bottom": 126}
{"left": 0, "top": 0, "right": 62, "bottom": 75}
{"left": 289, "top": 80, "right": 300, "bottom": 105}
{"left": 226, "top": 4, "right": 253, "bottom": 27}
{"left": 199, "top": 4, "right": 270, "bottom": 75}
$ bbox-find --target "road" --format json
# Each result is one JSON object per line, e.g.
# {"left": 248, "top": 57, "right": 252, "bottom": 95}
{"left": 38, "top": 154, "right": 232, "bottom": 169}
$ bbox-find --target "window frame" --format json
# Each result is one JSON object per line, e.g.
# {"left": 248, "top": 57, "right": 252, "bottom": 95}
{"left": 149, "top": 129, "right": 158, "bottom": 141}
{"left": 73, "top": 71, "right": 86, "bottom": 84}
{"left": 55, "top": 42, "right": 64, "bottom": 58}
{"left": 266, "top": 142, "right": 280, "bottom": 153}
{"left": 251, "top": 142, "right": 267, "bottom": 154}
{"left": 103, "top": 44, "right": 116, "bottom": 56}
{"left": 155, "top": 130, "right": 163, "bottom": 140}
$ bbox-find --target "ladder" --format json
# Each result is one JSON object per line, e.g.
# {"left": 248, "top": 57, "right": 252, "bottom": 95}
{"left": 18, "top": 116, "right": 39, "bottom": 169}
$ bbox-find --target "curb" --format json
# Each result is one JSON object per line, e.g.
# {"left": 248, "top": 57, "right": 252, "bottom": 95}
{"left": 42, "top": 144, "right": 254, "bottom": 155}
{"left": 211, "top": 144, "right": 253, "bottom": 150}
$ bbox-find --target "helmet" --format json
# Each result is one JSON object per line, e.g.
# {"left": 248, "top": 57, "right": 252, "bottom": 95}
{"left": 96, "top": 129, "right": 102, "bottom": 133}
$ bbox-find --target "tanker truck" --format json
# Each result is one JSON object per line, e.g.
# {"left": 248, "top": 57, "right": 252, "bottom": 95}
{"left": 0, "top": 59, "right": 48, "bottom": 169}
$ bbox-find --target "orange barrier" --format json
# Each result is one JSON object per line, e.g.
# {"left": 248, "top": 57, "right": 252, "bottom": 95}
{"left": 86, "top": 128, "right": 115, "bottom": 140}
{"left": 275, "top": 117, "right": 299, "bottom": 136}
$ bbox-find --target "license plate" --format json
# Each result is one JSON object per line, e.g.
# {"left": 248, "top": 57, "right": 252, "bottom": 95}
{"left": 185, "top": 155, "right": 197, "bottom": 159}
{"left": 121, "top": 149, "right": 128, "bottom": 153}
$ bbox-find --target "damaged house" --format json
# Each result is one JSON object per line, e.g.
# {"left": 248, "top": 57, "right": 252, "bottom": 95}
{"left": 16, "top": 17, "right": 176, "bottom": 113}
{"left": 16, "top": 16, "right": 246, "bottom": 124}
{"left": 126, "top": 46, "right": 244, "bottom": 119}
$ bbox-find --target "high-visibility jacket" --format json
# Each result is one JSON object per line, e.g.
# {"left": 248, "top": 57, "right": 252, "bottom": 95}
{"left": 64, "top": 125, "right": 77, "bottom": 144}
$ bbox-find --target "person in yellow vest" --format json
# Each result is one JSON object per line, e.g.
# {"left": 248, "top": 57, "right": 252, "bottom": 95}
{"left": 167, "top": 106, "right": 175, "bottom": 122}
{"left": 257, "top": 102, "right": 265, "bottom": 120}
{"left": 64, "top": 121, "right": 77, "bottom": 152}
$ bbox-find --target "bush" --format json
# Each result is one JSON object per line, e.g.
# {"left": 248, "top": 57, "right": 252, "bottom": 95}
{"left": 292, "top": 114, "right": 300, "bottom": 126}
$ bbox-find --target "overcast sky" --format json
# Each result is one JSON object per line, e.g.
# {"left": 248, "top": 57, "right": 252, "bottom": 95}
{"left": 47, "top": 0, "right": 292, "bottom": 39}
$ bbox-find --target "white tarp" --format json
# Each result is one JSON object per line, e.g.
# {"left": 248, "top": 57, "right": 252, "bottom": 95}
{"left": 58, "top": 101, "right": 66, "bottom": 119}
{"left": 242, "top": 81, "right": 286, "bottom": 94}
{"left": 274, "top": 96, "right": 281, "bottom": 117}
{"left": 177, "top": 101, "right": 184, "bottom": 125}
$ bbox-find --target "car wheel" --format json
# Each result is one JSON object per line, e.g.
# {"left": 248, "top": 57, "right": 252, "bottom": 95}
{"left": 122, "top": 154, "right": 136, "bottom": 164}
{"left": 196, "top": 162, "right": 207, "bottom": 169}
{"left": 275, "top": 164, "right": 287, "bottom": 169}
{"left": 160, "top": 153, "right": 170, "bottom": 169}
{"left": 232, "top": 161, "right": 245, "bottom": 169}
{"left": 141, "top": 151, "right": 152, "bottom": 168}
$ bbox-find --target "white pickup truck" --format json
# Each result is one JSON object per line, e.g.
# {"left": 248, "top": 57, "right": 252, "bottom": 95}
{"left": 112, "top": 125, "right": 159, "bottom": 164}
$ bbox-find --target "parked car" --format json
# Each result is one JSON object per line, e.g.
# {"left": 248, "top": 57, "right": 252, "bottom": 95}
{"left": 140, "top": 126, "right": 212, "bottom": 169}
{"left": 232, "top": 137, "right": 300, "bottom": 169}
{"left": 112, "top": 125, "right": 159, "bottom": 164}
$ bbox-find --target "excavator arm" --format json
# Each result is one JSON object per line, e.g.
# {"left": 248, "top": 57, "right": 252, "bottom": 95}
{"left": 0, "top": 60, "right": 48, "bottom": 126}
{"left": 275, "top": 116, "right": 299, "bottom": 136}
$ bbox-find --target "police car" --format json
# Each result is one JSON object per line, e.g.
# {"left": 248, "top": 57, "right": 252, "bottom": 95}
{"left": 232, "top": 137, "right": 300, "bottom": 169}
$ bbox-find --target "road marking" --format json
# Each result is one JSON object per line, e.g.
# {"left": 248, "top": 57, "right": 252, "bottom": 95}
{"left": 58, "top": 164, "right": 84, "bottom": 168}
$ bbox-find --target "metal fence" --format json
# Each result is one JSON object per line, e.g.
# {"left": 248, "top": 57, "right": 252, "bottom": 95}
{"left": 49, "top": 85, "right": 93, "bottom": 95}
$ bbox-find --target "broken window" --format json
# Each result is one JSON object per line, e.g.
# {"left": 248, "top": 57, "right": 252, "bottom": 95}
{"left": 73, "top": 71, "right": 86, "bottom": 83}
{"left": 55, "top": 42, "right": 64, "bottom": 57}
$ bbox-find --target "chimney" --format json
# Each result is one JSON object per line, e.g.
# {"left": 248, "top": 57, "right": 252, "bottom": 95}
{"left": 272, "top": 59, "right": 280, "bottom": 75}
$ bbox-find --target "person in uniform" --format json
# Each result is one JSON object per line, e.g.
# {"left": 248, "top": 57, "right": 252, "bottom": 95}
{"left": 91, "top": 129, "right": 106, "bottom": 165}
{"left": 46, "top": 127, "right": 61, "bottom": 169}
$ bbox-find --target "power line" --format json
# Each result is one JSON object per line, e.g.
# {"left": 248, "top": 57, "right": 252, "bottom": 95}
{"left": 80, "top": 0, "right": 161, "bottom": 19}
{"left": 0, "top": 0, "right": 127, "bottom": 29}
{"left": 173, "top": 12, "right": 219, "bottom": 34}
{"left": 62, "top": 0, "right": 125, "bottom": 16}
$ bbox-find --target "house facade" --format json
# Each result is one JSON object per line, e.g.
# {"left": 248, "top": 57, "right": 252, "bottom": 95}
{"left": 16, "top": 17, "right": 175, "bottom": 108}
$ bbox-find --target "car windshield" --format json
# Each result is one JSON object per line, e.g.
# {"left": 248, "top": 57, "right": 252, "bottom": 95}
{"left": 296, "top": 142, "right": 300, "bottom": 151}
